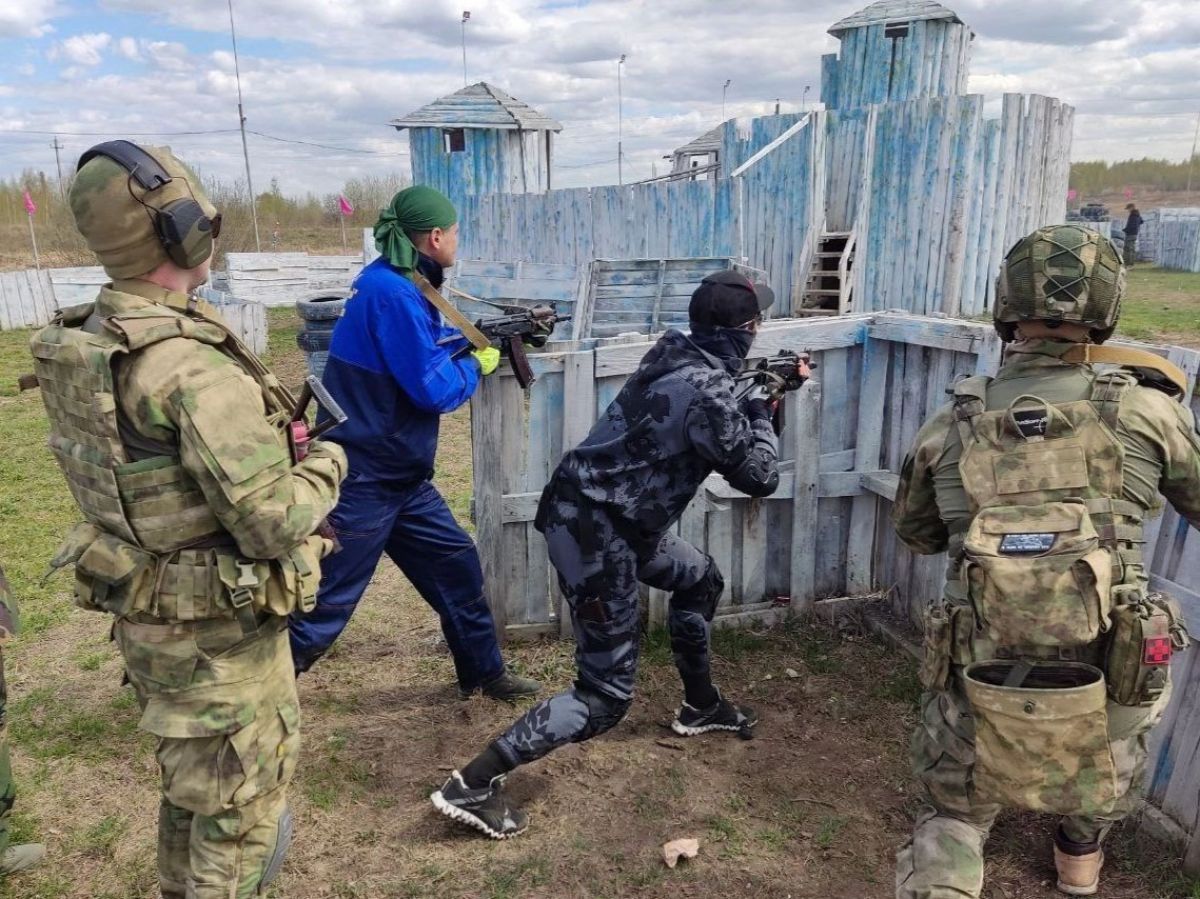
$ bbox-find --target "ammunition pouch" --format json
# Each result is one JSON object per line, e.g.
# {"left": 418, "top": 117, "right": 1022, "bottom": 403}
{"left": 53, "top": 524, "right": 329, "bottom": 622}
{"left": 919, "top": 598, "right": 977, "bottom": 691}
{"left": 964, "top": 659, "right": 1118, "bottom": 816}
{"left": 1105, "top": 588, "right": 1189, "bottom": 707}
{"left": 963, "top": 501, "right": 1113, "bottom": 648}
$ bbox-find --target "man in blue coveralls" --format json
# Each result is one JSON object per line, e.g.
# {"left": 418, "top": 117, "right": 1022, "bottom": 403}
{"left": 289, "top": 186, "right": 541, "bottom": 702}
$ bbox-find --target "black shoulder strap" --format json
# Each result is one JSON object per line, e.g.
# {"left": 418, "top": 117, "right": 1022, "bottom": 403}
{"left": 77, "top": 140, "right": 172, "bottom": 192}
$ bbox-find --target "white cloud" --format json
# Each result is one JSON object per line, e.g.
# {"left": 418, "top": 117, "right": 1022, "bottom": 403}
{"left": 116, "top": 36, "right": 140, "bottom": 60}
{"left": 4, "top": 0, "right": 1198, "bottom": 194}
{"left": 0, "top": 0, "right": 58, "bottom": 37}
{"left": 50, "top": 32, "right": 112, "bottom": 67}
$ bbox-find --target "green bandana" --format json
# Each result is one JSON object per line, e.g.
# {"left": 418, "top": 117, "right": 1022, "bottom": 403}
{"left": 374, "top": 185, "right": 458, "bottom": 273}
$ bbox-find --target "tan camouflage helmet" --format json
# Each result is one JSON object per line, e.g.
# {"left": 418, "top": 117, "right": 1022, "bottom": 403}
{"left": 995, "top": 224, "right": 1126, "bottom": 344}
{"left": 69, "top": 145, "right": 218, "bottom": 279}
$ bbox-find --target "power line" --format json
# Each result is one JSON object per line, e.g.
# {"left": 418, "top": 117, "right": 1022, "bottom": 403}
{"left": 247, "top": 130, "right": 408, "bottom": 156}
{"left": 0, "top": 127, "right": 240, "bottom": 136}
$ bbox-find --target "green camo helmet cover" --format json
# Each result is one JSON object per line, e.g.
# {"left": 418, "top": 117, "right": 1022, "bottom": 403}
{"left": 995, "top": 225, "right": 1126, "bottom": 343}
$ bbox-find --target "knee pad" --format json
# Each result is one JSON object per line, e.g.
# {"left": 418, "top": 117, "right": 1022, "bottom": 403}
{"left": 260, "top": 805, "right": 295, "bottom": 888}
{"left": 573, "top": 685, "right": 633, "bottom": 742}
{"left": 671, "top": 559, "right": 724, "bottom": 622}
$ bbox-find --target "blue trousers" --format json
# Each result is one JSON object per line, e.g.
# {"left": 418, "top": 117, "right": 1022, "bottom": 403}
{"left": 288, "top": 477, "right": 504, "bottom": 688}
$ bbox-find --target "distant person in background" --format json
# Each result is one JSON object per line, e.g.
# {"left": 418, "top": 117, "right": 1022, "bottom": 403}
{"left": 1123, "top": 203, "right": 1143, "bottom": 267}
{"left": 271, "top": 221, "right": 282, "bottom": 250}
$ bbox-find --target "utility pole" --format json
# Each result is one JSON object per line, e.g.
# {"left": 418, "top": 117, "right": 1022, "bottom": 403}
{"left": 617, "top": 54, "right": 626, "bottom": 186}
{"left": 1187, "top": 110, "right": 1200, "bottom": 194}
{"left": 51, "top": 136, "right": 65, "bottom": 198}
{"left": 461, "top": 11, "right": 471, "bottom": 86}
{"left": 227, "top": 0, "right": 261, "bottom": 251}
{"left": 722, "top": 79, "right": 731, "bottom": 121}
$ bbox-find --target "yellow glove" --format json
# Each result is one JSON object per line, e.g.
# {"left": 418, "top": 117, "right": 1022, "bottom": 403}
{"left": 472, "top": 346, "right": 501, "bottom": 376}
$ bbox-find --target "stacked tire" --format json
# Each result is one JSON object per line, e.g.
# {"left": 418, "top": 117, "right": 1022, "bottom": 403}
{"left": 296, "top": 292, "right": 348, "bottom": 379}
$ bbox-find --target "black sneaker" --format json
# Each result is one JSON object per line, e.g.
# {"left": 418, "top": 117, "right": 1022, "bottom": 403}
{"left": 460, "top": 668, "right": 542, "bottom": 702}
{"left": 431, "top": 771, "right": 529, "bottom": 839}
{"left": 671, "top": 694, "right": 757, "bottom": 739}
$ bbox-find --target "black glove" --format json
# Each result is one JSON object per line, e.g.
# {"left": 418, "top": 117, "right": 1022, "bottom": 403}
{"left": 745, "top": 397, "right": 773, "bottom": 424}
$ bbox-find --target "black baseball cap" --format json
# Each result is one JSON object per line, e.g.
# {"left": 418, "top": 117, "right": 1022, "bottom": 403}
{"left": 689, "top": 270, "right": 775, "bottom": 328}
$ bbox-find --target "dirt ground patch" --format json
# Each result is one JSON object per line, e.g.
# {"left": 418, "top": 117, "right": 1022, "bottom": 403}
{"left": 0, "top": 310, "right": 1194, "bottom": 898}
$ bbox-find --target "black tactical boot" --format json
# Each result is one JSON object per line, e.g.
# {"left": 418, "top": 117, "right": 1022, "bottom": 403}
{"left": 671, "top": 692, "right": 757, "bottom": 738}
{"left": 431, "top": 771, "right": 529, "bottom": 839}
{"left": 460, "top": 668, "right": 542, "bottom": 702}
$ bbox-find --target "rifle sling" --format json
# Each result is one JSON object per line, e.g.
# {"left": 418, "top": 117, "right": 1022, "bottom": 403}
{"left": 411, "top": 273, "right": 491, "bottom": 351}
{"left": 1063, "top": 344, "right": 1189, "bottom": 398}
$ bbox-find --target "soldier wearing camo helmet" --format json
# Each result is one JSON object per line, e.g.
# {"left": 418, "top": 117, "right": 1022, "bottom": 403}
{"left": 893, "top": 224, "right": 1198, "bottom": 898}
{"left": 29, "top": 141, "right": 346, "bottom": 897}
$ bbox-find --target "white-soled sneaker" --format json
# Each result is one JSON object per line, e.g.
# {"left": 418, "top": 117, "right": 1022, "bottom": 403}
{"left": 431, "top": 771, "right": 529, "bottom": 840}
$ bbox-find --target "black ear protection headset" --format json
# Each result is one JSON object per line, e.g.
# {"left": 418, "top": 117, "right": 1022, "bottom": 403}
{"left": 76, "top": 140, "right": 220, "bottom": 269}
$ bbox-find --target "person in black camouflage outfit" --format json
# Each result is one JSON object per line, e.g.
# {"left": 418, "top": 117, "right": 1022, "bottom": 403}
{"left": 432, "top": 270, "right": 786, "bottom": 839}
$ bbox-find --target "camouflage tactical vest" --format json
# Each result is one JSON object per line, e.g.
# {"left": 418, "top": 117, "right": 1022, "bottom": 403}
{"left": 31, "top": 291, "right": 307, "bottom": 622}
{"left": 951, "top": 371, "right": 1143, "bottom": 652}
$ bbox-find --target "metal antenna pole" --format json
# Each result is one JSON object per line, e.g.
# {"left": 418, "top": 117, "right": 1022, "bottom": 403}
{"left": 1187, "top": 110, "right": 1200, "bottom": 193}
{"left": 51, "top": 136, "right": 65, "bottom": 198}
{"left": 461, "top": 11, "right": 470, "bottom": 86}
{"left": 722, "top": 79, "right": 731, "bottom": 121}
{"left": 227, "top": 0, "right": 261, "bottom": 251}
{"left": 618, "top": 54, "right": 626, "bottom": 186}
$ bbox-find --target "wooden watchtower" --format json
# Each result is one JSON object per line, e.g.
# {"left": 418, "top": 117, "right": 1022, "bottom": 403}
{"left": 820, "top": 0, "right": 974, "bottom": 110}
{"left": 389, "top": 82, "right": 563, "bottom": 211}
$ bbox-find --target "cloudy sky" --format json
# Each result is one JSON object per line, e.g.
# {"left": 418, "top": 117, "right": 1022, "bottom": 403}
{"left": 1, "top": 0, "right": 1198, "bottom": 197}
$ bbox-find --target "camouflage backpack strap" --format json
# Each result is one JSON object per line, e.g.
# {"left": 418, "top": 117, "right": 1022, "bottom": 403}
{"left": 1089, "top": 369, "right": 1139, "bottom": 431}
{"left": 951, "top": 375, "right": 992, "bottom": 449}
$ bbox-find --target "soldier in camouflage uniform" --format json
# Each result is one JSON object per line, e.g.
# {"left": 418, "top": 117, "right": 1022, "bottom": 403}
{"left": 0, "top": 562, "right": 46, "bottom": 878}
{"left": 893, "top": 225, "right": 1200, "bottom": 897}
{"left": 30, "top": 141, "right": 346, "bottom": 897}
{"left": 432, "top": 270, "right": 784, "bottom": 839}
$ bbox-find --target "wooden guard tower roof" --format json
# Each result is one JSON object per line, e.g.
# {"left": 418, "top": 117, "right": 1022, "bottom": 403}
{"left": 672, "top": 124, "right": 725, "bottom": 157}
{"left": 828, "top": 0, "right": 966, "bottom": 37}
{"left": 390, "top": 82, "right": 564, "bottom": 132}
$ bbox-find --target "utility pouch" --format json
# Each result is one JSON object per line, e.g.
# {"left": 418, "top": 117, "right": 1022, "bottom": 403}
{"left": 919, "top": 604, "right": 953, "bottom": 691}
{"left": 1105, "top": 589, "right": 1190, "bottom": 706}
{"left": 965, "top": 659, "right": 1117, "bottom": 816}
{"left": 74, "top": 530, "right": 157, "bottom": 616}
{"left": 963, "top": 501, "right": 1113, "bottom": 647}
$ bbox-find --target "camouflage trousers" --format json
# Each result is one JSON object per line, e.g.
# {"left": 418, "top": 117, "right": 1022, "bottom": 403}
{"left": 0, "top": 646, "right": 12, "bottom": 858}
{"left": 114, "top": 615, "right": 300, "bottom": 899}
{"left": 896, "top": 675, "right": 1170, "bottom": 899}
{"left": 495, "top": 504, "right": 715, "bottom": 766}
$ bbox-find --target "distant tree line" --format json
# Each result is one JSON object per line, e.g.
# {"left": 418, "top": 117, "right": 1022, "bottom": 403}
{"left": 0, "top": 168, "right": 410, "bottom": 266}
{"left": 1071, "top": 155, "right": 1200, "bottom": 196}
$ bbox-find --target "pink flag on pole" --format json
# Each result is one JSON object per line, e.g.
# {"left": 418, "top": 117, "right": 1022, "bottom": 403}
{"left": 22, "top": 189, "right": 36, "bottom": 216}
{"left": 337, "top": 195, "right": 354, "bottom": 216}
{"left": 1067, "top": 188, "right": 1077, "bottom": 201}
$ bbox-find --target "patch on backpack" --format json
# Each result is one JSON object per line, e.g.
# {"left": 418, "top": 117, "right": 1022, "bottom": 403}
{"left": 998, "top": 533, "right": 1056, "bottom": 554}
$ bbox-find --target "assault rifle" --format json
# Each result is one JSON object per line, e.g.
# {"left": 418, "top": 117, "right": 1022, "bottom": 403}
{"left": 448, "top": 302, "right": 571, "bottom": 389}
{"left": 734, "top": 350, "right": 815, "bottom": 434}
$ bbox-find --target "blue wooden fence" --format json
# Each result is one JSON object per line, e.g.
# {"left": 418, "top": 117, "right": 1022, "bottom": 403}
{"left": 458, "top": 114, "right": 824, "bottom": 315}
{"left": 851, "top": 93, "right": 1073, "bottom": 317}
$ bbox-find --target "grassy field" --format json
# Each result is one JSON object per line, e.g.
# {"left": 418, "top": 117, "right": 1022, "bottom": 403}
{"left": 1120, "top": 266, "right": 1200, "bottom": 345}
{"left": 0, "top": 307, "right": 1198, "bottom": 897}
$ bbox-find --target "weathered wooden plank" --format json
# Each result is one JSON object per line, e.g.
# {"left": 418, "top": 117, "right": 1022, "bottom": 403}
{"left": 789, "top": 380, "right": 822, "bottom": 609}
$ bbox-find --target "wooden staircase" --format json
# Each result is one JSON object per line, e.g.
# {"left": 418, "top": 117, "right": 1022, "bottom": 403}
{"left": 799, "top": 231, "right": 855, "bottom": 316}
